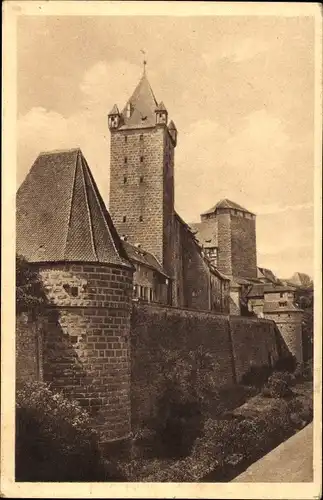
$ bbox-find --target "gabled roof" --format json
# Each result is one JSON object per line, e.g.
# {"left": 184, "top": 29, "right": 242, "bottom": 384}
{"left": 16, "top": 149, "right": 131, "bottom": 267}
{"left": 119, "top": 73, "right": 158, "bottom": 130}
{"left": 189, "top": 221, "right": 218, "bottom": 248}
{"left": 201, "top": 199, "right": 255, "bottom": 216}
{"left": 122, "top": 241, "right": 170, "bottom": 278}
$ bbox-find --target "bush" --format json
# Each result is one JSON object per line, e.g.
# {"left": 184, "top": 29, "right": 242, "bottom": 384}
{"left": 16, "top": 381, "right": 124, "bottom": 481}
{"left": 293, "top": 360, "right": 313, "bottom": 382}
{"left": 274, "top": 354, "right": 297, "bottom": 373}
{"left": 240, "top": 364, "right": 272, "bottom": 389}
{"left": 262, "top": 371, "right": 293, "bottom": 398}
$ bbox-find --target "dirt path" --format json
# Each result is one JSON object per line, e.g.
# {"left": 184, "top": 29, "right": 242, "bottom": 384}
{"left": 232, "top": 423, "right": 313, "bottom": 482}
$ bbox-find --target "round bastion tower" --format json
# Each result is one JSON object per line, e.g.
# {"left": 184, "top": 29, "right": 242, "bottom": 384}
{"left": 16, "top": 148, "right": 134, "bottom": 444}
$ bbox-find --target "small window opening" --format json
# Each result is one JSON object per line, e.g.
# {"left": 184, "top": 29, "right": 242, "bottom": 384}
{"left": 139, "top": 134, "right": 143, "bottom": 141}
{"left": 124, "top": 156, "right": 128, "bottom": 164}
{"left": 140, "top": 176, "right": 144, "bottom": 183}
{"left": 123, "top": 176, "right": 127, "bottom": 184}
{"left": 125, "top": 136, "right": 127, "bottom": 143}
{"left": 123, "top": 216, "right": 127, "bottom": 222}
{"left": 139, "top": 215, "right": 143, "bottom": 222}
{"left": 140, "top": 156, "right": 144, "bottom": 163}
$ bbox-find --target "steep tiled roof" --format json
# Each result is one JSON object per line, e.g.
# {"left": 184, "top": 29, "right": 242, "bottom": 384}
{"left": 264, "top": 284, "right": 296, "bottom": 293}
{"left": 122, "top": 241, "right": 170, "bottom": 278}
{"left": 119, "top": 74, "right": 158, "bottom": 130}
{"left": 257, "top": 267, "right": 280, "bottom": 284}
{"left": 189, "top": 221, "right": 218, "bottom": 248}
{"left": 247, "top": 284, "right": 265, "bottom": 297}
{"left": 16, "top": 149, "right": 131, "bottom": 267}
{"left": 201, "top": 199, "right": 255, "bottom": 216}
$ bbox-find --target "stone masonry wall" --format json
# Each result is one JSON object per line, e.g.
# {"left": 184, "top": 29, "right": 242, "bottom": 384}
{"left": 230, "top": 213, "right": 257, "bottom": 279}
{"left": 36, "top": 262, "right": 133, "bottom": 443}
{"left": 264, "top": 311, "right": 303, "bottom": 362}
{"left": 216, "top": 210, "right": 232, "bottom": 276}
{"left": 130, "top": 303, "right": 280, "bottom": 429}
{"left": 229, "top": 316, "right": 279, "bottom": 382}
{"left": 109, "top": 126, "right": 173, "bottom": 269}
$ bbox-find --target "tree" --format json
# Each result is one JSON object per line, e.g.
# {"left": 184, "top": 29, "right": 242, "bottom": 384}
{"left": 16, "top": 254, "right": 47, "bottom": 315}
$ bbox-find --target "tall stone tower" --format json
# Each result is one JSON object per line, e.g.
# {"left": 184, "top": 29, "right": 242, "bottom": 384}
{"left": 200, "top": 199, "right": 257, "bottom": 280}
{"left": 108, "top": 68, "right": 177, "bottom": 278}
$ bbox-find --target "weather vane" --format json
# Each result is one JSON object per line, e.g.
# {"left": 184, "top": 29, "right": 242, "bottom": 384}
{"left": 140, "top": 49, "right": 147, "bottom": 75}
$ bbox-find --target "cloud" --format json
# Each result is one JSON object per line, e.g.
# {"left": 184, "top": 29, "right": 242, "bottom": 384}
{"left": 252, "top": 201, "right": 313, "bottom": 216}
{"left": 17, "top": 59, "right": 143, "bottom": 201}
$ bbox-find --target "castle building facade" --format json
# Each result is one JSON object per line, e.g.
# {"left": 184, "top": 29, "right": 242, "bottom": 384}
{"left": 108, "top": 69, "right": 230, "bottom": 313}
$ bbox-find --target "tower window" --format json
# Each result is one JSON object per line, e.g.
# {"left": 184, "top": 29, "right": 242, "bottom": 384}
{"left": 140, "top": 176, "right": 144, "bottom": 183}
{"left": 123, "top": 216, "right": 127, "bottom": 222}
{"left": 123, "top": 176, "right": 127, "bottom": 184}
{"left": 140, "top": 156, "right": 144, "bottom": 163}
{"left": 139, "top": 134, "right": 143, "bottom": 141}
{"left": 124, "top": 136, "right": 127, "bottom": 143}
{"left": 139, "top": 215, "right": 143, "bottom": 222}
{"left": 124, "top": 156, "right": 128, "bottom": 164}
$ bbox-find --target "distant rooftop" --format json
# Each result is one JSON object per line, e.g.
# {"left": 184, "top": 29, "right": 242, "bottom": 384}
{"left": 16, "top": 148, "right": 131, "bottom": 267}
{"left": 201, "top": 199, "right": 255, "bottom": 216}
{"left": 122, "top": 240, "right": 170, "bottom": 278}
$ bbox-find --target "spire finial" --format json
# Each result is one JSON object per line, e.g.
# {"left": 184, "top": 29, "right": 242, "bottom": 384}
{"left": 140, "top": 49, "right": 147, "bottom": 75}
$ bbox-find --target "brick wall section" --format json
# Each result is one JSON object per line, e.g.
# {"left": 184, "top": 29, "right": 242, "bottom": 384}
{"left": 216, "top": 210, "right": 232, "bottom": 276}
{"left": 230, "top": 213, "right": 257, "bottom": 279}
{"left": 130, "top": 303, "right": 281, "bottom": 429}
{"left": 130, "top": 303, "right": 234, "bottom": 428}
{"left": 109, "top": 126, "right": 174, "bottom": 273}
{"left": 16, "top": 313, "right": 43, "bottom": 382}
{"left": 229, "top": 316, "right": 279, "bottom": 382}
{"left": 264, "top": 311, "right": 303, "bottom": 362}
{"left": 36, "top": 262, "right": 133, "bottom": 443}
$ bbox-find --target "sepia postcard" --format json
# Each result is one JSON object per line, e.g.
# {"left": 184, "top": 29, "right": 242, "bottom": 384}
{"left": 1, "top": 1, "right": 322, "bottom": 498}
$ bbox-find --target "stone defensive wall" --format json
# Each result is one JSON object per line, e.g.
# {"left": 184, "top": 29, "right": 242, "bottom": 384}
{"left": 17, "top": 292, "right": 288, "bottom": 443}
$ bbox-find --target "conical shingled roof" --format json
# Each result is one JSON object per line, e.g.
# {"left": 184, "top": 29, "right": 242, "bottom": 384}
{"left": 156, "top": 101, "right": 167, "bottom": 112}
{"left": 201, "top": 199, "right": 255, "bottom": 216}
{"left": 108, "top": 104, "right": 119, "bottom": 115}
{"left": 16, "top": 148, "right": 132, "bottom": 267}
{"left": 168, "top": 120, "right": 177, "bottom": 130}
{"left": 119, "top": 73, "right": 158, "bottom": 130}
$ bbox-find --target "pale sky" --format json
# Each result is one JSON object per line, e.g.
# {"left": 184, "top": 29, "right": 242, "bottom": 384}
{"left": 17, "top": 15, "right": 315, "bottom": 279}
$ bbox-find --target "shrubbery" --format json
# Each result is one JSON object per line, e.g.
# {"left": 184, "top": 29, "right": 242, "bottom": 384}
{"left": 16, "top": 381, "right": 124, "bottom": 481}
{"left": 261, "top": 371, "right": 293, "bottom": 398}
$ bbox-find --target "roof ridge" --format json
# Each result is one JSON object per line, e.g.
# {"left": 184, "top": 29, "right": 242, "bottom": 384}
{"left": 63, "top": 149, "right": 79, "bottom": 260}
{"left": 39, "top": 148, "right": 81, "bottom": 156}
{"left": 79, "top": 152, "right": 98, "bottom": 260}
{"left": 81, "top": 155, "right": 130, "bottom": 266}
